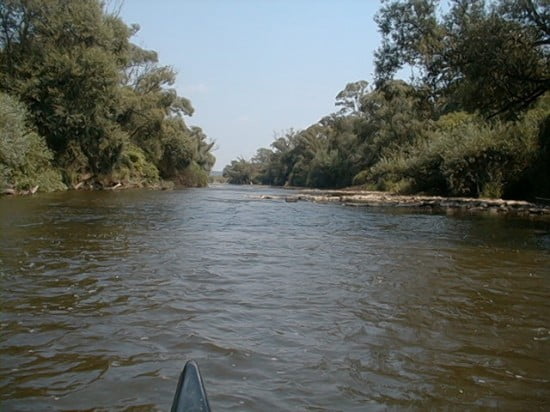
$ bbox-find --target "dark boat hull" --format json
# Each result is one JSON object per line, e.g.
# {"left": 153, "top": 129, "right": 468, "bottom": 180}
{"left": 171, "top": 360, "right": 211, "bottom": 412}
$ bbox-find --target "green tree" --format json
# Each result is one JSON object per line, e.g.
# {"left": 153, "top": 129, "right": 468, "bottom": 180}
{"left": 222, "top": 0, "right": 550, "bottom": 200}
{"left": 0, "top": 0, "right": 215, "bottom": 189}
{"left": 0, "top": 0, "right": 130, "bottom": 177}
{"left": 222, "top": 158, "right": 258, "bottom": 185}
{"left": 375, "top": 0, "right": 550, "bottom": 118}
{"left": 335, "top": 80, "right": 370, "bottom": 115}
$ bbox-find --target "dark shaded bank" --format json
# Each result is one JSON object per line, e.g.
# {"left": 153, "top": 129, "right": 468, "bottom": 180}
{"left": 257, "top": 189, "right": 550, "bottom": 218}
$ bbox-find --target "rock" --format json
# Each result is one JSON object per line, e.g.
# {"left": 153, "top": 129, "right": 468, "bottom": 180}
{"left": 488, "top": 207, "right": 500, "bottom": 215}
{"left": 256, "top": 188, "right": 550, "bottom": 219}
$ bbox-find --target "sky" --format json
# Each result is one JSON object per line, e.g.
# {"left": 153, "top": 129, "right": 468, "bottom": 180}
{"left": 119, "top": 0, "right": 383, "bottom": 169}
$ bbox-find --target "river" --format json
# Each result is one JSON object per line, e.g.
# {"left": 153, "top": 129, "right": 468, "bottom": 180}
{"left": 1, "top": 185, "right": 549, "bottom": 411}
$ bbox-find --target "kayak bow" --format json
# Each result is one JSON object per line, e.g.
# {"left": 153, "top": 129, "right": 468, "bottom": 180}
{"left": 171, "top": 360, "right": 211, "bottom": 412}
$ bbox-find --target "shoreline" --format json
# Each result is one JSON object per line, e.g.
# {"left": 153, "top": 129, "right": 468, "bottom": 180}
{"left": 1, "top": 180, "right": 184, "bottom": 197}
{"left": 259, "top": 188, "right": 550, "bottom": 218}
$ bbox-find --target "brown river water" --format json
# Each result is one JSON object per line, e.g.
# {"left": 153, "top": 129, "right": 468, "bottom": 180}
{"left": 1, "top": 185, "right": 549, "bottom": 411}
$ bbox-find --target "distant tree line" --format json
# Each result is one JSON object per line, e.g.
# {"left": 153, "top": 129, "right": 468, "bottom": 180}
{"left": 224, "top": 0, "right": 549, "bottom": 200}
{"left": 0, "top": 0, "right": 215, "bottom": 192}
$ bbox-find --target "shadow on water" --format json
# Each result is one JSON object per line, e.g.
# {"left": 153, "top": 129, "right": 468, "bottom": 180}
{"left": 1, "top": 186, "right": 549, "bottom": 411}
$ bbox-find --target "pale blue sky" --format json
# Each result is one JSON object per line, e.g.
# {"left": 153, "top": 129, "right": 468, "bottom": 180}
{"left": 119, "top": 0, "right": 383, "bottom": 169}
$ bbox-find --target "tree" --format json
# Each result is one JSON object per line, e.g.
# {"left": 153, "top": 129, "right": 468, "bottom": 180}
{"left": 222, "top": 158, "right": 258, "bottom": 185}
{"left": 0, "top": 0, "right": 215, "bottom": 188}
{"left": 375, "top": 0, "right": 550, "bottom": 118}
{"left": 335, "top": 80, "right": 370, "bottom": 116}
{"left": 223, "top": 1, "right": 549, "bottom": 200}
{"left": 0, "top": 0, "right": 131, "bottom": 176}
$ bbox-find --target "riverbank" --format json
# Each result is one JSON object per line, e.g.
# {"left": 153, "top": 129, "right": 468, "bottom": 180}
{"left": 258, "top": 188, "right": 550, "bottom": 218}
{"left": 0, "top": 176, "right": 207, "bottom": 196}
{"left": 0, "top": 181, "right": 173, "bottom": 196}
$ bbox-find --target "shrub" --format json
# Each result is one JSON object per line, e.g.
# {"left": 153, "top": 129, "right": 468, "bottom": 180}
{"left": 0, "top": 92, "right": 65, "bottom": 192}
{"left": 115, "top": 144, "right": 160, "bottom": 184}
{"left": 359, "top": 110, "right": 541, "bottom": 198}
{"left": 175, "top": 161, "right": 209, "bottom": 187}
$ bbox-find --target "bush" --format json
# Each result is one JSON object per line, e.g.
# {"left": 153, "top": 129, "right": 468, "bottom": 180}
{"left": 360, "top": 111, "right": 541, "bottom": 198}
{"left": 0, "top": 92, "right": 65, "bottom": 192}
{"left": 157, "top": 134, "right": 193, "bottom": 179}
{"left": 503, "top": 96, "right": 550, "bottom": 199}
{"left": 175, "top": 161, "right": 209, "bottom": 187}
{"left": 222, "top": 158, "right": 259, "bottom": 184}
{"left": 114, "top": 144, "right": 160, "bottom": 185}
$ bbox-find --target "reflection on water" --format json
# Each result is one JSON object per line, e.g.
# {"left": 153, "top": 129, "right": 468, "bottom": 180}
{"left": 1, "top": 186, "right": 549, "bottom": 411}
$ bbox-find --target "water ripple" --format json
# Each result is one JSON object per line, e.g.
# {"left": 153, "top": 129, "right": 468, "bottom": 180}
{"left": 1, "top": 186, "right": 549, "bottom": 410}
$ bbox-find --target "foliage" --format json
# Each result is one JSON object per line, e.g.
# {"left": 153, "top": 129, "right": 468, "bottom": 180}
{"left": 367, "top": 110, "right": 541, "bottom": 198}
{"left": 0, "top": 92, "right": 65, "bottom": 191}
{"left": 374, "top": 0, "right": 550, "bottom": 118}
{"left": 114, "top": 144, "right": 160, "bottom": 185}
{"left": 223, "top": 158, "right": 259, "bottom": 185}
{"left": 0, "top": 0, "right": 215, "bottom": 193}
{"left": 174, "top": 161, "right": 210, "bottom": 187}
